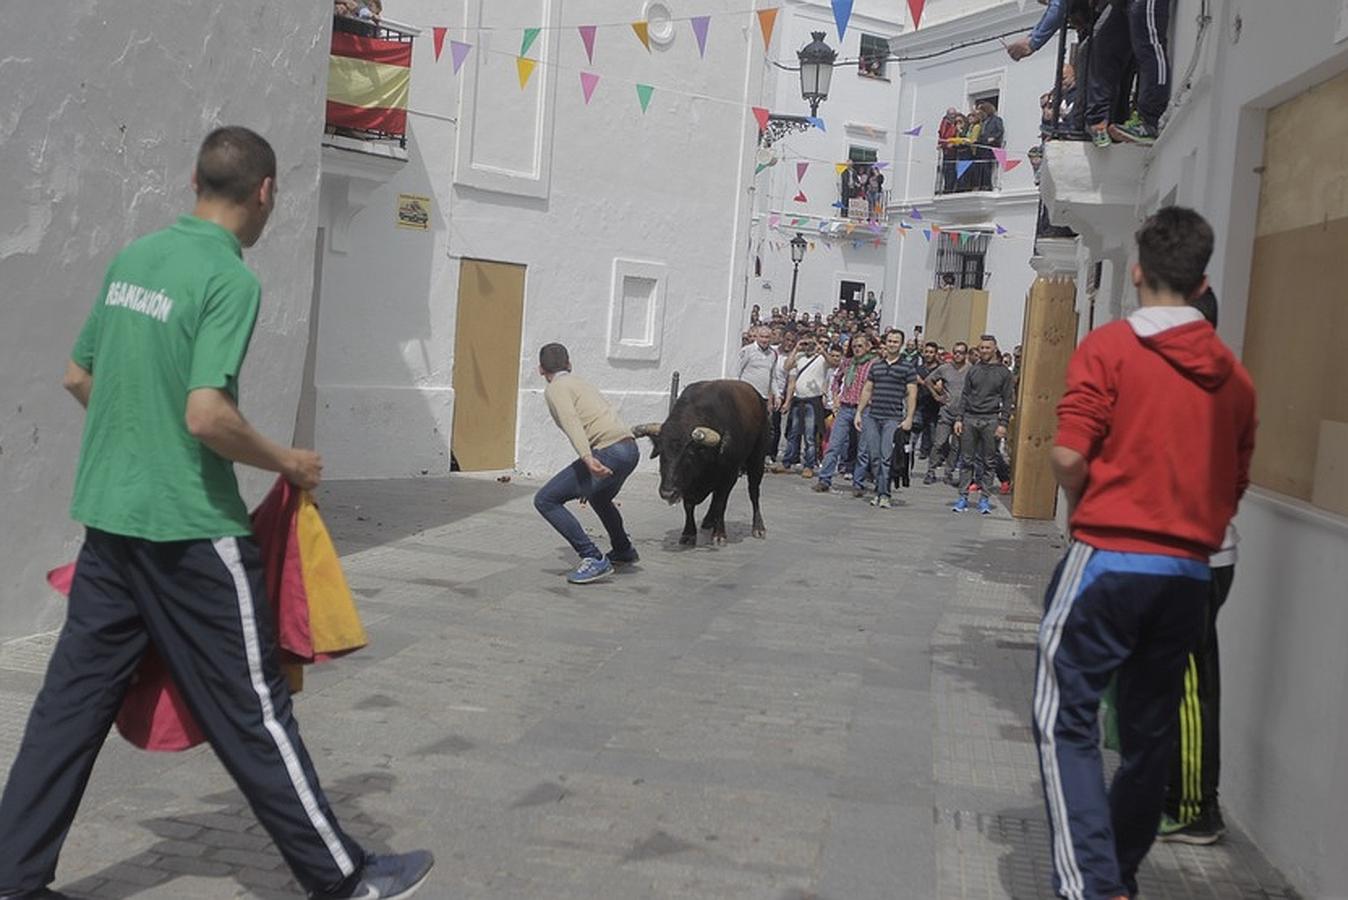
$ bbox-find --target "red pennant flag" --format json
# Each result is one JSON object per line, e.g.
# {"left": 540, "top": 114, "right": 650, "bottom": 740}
{"left": 907, "top": 0, "right": 925, "bottom": 29}
{"left": 432, "top": 27, "right": 447, "bottom": 62}
{"left": 1004, "top": 158, "right": 1023, "bottom": 172}
{"left": 752, "top": 107, "right": 771, "bottom": 132}
{"left": 796, "top": 161, "right": 809, "bottom": 181}
{"left": 794, "top": 190, "right": 808, "bottom": 203}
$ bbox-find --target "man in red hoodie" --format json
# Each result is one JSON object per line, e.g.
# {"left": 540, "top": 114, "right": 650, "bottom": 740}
{"left": 1032, "top": 207, "right": 1256, "bottom": 900}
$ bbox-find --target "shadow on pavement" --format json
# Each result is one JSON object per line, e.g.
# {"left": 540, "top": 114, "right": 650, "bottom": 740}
{"left": 316, "top": 476, "right": 534, "bottom": 556}
{"left": 58, "top": 772, "right": 399, "bottom": 899}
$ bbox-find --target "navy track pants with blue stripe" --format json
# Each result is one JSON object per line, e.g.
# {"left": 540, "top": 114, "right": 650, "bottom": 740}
{"left": 1032, "top": 541, "right": 1209, "bottom": 899}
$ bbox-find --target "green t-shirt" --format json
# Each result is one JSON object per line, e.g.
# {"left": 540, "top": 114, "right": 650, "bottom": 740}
{"left": 69, "top": 216, "right": 262, "bottom": 540}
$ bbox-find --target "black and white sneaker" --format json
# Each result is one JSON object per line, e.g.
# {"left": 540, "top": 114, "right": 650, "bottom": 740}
{"left": 316, "top": 851, "right": 435, "bottom": 899}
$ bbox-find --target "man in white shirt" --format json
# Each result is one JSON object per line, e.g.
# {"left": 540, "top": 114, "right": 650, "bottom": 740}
{"left": 779, "top": 335, "right": 827, "bottom": 476}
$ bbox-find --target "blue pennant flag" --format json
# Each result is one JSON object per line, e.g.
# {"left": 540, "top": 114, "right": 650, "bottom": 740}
{"left": 955, "top": 160, "right": 973, "bottom": 181}
{"left": 995, "top": 224, "right": 1008, "bottom": 235}
{"left": 910, "top": 207, "right": 923, "bottom": 221}
{"left": 807, "top": 116, "right": 826, "bottom": 132}
{"left": 832, "top": 0, "right": 854, "bottom": 39}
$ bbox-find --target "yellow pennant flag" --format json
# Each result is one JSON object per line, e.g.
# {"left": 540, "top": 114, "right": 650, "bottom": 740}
{"left": 835, "top": 162, "right": 849, "bottom": 175}
{"left": 516, "top": 56, "right": 536, "bottom": 88}
{"left": 757, "top": 8, "right": 779, "bottom": 51}
{"left": 632, "top": 21, "right": 651, "bottom": 51}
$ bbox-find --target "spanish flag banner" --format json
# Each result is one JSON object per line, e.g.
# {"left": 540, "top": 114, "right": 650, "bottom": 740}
{"left": 327, "top": 31, "right": 412, "bottom": 134}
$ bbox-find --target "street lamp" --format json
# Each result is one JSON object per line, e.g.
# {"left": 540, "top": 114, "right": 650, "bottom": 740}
{"left": 798, "top": 31, "right": 837, "bottom": 117}
{"left": 788, "top": 232, "right": 808, "bottom": 314}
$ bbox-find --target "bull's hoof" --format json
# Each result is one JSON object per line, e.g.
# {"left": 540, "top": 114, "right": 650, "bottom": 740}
{"left": 679, "top": 532, "right": 697, "bottom": 546}
{"left": 752, "top": 526, "right": 766, "bottom": 539}
{"left": 711, "top": 530, "right": 727, "bottom": 545}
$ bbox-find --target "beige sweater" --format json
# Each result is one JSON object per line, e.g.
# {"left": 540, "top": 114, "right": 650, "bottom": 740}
{"left": 544, "top": 372, "right": 632, "bottom": 458}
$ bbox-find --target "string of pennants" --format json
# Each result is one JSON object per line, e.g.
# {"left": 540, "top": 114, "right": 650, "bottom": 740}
{"left": 763, "top": 206, "right": 1022, "bottom": 252}
{"left": 423, "top": 1, "right": 928, "bottom": 119}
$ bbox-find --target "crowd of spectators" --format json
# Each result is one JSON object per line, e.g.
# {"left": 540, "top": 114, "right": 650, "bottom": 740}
{"left": 840, "top": 164, "right": 887, "bottom": 220}
{"left": 936, "top": 100, "right": 1005, "bottom": 194}
{"left": 333, "top": 0, "right": 383, "bottom": 36}
{"left": 738, "top": 303, "right": 1019, "bottom": 513}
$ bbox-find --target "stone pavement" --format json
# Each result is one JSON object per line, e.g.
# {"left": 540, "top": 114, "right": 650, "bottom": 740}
{"left": 0, "top": 469, "right": 1301, "bottom": 899}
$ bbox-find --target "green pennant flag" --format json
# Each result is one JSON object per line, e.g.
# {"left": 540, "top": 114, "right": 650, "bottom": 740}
{"left": 521, "top": 28, "right": 541, "bottom": 56}
{"left": 636, "top": 83, "right": 654, "bottom": 113}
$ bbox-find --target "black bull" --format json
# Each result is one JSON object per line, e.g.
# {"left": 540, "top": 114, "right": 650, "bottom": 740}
{"left": 632, "top": 379, "right": 768, "bottom": 545}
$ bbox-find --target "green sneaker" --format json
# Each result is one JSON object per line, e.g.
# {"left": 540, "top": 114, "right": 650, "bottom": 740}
{"left": 1089, "top": 123, "right": 1112, "bottom": 149}
{"left": 1109, "top": 118, "right": 1159, "bottom": 145}
{"left": 1158, "top": 813, "right": 1225, "bottom": 845}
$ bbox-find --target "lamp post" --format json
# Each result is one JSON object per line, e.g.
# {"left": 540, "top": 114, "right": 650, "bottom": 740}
{"left": 788, "top": 232, "right": 808, "bottom": 314}
{"left": 759, "top": 32, "right": 837, "bottom": 146}
{"left": 797, "top": 31, "right": 837, "bottom": 117}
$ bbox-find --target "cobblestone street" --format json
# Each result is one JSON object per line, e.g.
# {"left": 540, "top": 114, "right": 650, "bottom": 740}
{"left": 0, "top": 472, "right": 1300, "bottom": 899}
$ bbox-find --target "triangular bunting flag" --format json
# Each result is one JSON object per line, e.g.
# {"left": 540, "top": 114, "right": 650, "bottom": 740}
{"left": 752, "top": 107, "right": 771, "bottom": 131}
{"left": 1004, "top": 158, "right": 1023, "bottom": 172}
{"left": 835, "top": 163, "right": 850, "bottom": 175}
{"left": 691, "top": 15, "right": 711, "bottom": 57}
{"left": 768, "top": 214, "right": 781, "bottom": 228}
{"left": 578, "top": 25, "right": 597, "bottom": 63}
{"left": 521, "top": 28, "right": 541, "bottom": 57}
{"left": 796, "top": 162, "right": 809, "bottom": 181}
{"left": 955, "top": 160, "right": 973, "bottom": 180}
{"left": 755, "top": 163, "right": 769, "bottom": 175}
{"left": 757, "top": 8, "right": 779, "bottom": 51}
{"left": 922, "top": 229, "right": 932, "bottom": 241}
{"left": 992, "top": 147, "right": 1009, "bottom": 168}
{"left": 995, "top": 224, "right": 1008, "bottom": 235}
{"left": 907, "top": 0, "right": 926, "bottom": 29}
{"left": 903, "top": 124, "right": 923, "bottom": 137}
{"left": 807, "top": 116, "right": 826, "bottom": 131}
{"left": 873, "top": 239, "right": 883, "bottom": 248}
{"left": 450, "top": 41, "right": 472, "bottom": 74}
{"left": 636, "top": 83, "right": 654, "bottom": 113}
{"left": 874, "top": 162, "right": 890, "bottom": 170}
{"left": 632, "top": 21, "right": 651, "bottom": 51}
{"left": 832, "top": 0, "right": 854, "bottom": 40}
{"left": 832, "top": 200, "right": 847, "bottom": 210}
{"left": 516, "top": 57, "right": 537, "bottom": 89}
{"left": 931, "top": 224, "right": 941, "bottom": 233}
{"left": 432, "top": 27, "right": 447, "bottom": 62}
{"left": 845, "top": 223, "right": 856, "bottom": 235}
{"left": 794, "top": 190, "right": 808, "bottom": 203}
{"left": 910, "top": 207, "right": 923, "bottom": 220}
{"left": 580, "top": 71, "right": 600, "bottom": 105}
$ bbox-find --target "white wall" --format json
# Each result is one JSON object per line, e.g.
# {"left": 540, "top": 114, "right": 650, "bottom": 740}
{"left": 1126, "top": 2, "right": 1348, "bottom": 893}
{"left": 313, "top": 1, "right": 763, "bottom": 480}
{"left": 0, "top": 5, "right": 331, "bottom": 639}
{"left": 744, "top": 1, "right": 904, "bottom": 327}
{"left": 885, "top": 1, "right": 1049, "bottom": 347}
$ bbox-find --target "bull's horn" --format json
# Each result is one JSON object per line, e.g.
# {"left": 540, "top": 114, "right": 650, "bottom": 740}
{"left": 632, "top": 423, "right": 662, "bottom": 438}
{"left": 690, "top": 426, "right": 722, "bottom": 447}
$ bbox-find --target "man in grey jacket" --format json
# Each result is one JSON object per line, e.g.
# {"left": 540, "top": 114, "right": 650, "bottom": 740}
{"left": 952, "top": 335, "right": 1015, "bottom": 514}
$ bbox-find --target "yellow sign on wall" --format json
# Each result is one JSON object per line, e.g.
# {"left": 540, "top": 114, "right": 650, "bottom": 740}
{"left": 396, "top": 193, "right": 431, "bottom": 230}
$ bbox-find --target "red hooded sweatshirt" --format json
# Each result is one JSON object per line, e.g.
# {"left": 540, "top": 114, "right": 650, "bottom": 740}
{"left": 1055, "top": 306, "right": 1257, "bottom": 561}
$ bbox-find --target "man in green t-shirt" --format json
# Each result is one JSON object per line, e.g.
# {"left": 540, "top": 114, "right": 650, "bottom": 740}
{"left": 0, "top": 128, "right": 431, "bottom": 900}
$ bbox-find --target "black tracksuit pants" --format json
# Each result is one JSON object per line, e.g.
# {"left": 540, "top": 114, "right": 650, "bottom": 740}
{"left": 0, "top": 528, "right": 364, "bottom": 896}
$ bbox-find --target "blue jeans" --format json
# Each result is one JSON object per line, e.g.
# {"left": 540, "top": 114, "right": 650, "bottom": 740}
{"left": 534, "top": 439, "right": 639, "bottom": 561}
{"left": 858, "top": 413, "right": 903, "bottom": 498}
{"left": 781, "top": 397, "right": 821, "bottom": 469}
{"left": 815, "top": 405, "right": 860, "bottom": 486}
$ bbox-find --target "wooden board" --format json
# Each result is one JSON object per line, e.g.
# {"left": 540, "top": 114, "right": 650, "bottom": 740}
{"left": 1011, "top": 276, "right": 1079, "bottom": 520}
{"left": 1311, "top": 420, "right": 1348, "bottom": 518}
{"left": 451, "top": 259, "right": 526, "bottom": 471}
{"left": 924, "top": 288, "right": 989, "bottom": 349}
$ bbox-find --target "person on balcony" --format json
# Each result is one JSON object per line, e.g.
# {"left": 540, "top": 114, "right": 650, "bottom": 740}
{"left": 975, "top": 100, "right": 1004, "bottom": 191}
{"left": 1088, "top": 0, "right": 1173, "bottom": 145}
{"left": 938, "top": 108, "right": 960, "bottom": 194}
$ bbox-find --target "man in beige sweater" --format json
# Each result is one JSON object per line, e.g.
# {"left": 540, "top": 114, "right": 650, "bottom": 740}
{"left": 535, "top": 343, "right": 640, "bottom": 584}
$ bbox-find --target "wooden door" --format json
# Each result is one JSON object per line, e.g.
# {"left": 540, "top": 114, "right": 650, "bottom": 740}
{"left": 1011, "top": 276, "right": 1079, "bottom": 519}
{"left": 451, "top": 260, "right": 525, "bottom": 470}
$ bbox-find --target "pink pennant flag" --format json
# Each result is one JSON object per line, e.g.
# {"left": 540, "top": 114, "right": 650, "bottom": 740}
{"left": 992, "top": 147, "right": 1009, "bottom": 168}
{"left": 450, "top": 40, "right": 472, "bottom": 74}
{"left": 796, "top": 162, "right": 809, "bottom": 181}
{"left": 691, "top": 16, "right": 711, "bottom": 57}
{"left": 578, "top": 25, "right": 597, "bottom": 63}
{"left": 1004, "top": 158, "right": 1023, "bottom": 172}
{"left": 580, "top": 71, "right": 600, "bottom": 105}
{"left": 752, "top": 107, "right": 771, "bottom": 132}
{"left": 794, "top": 190, "right": 808, "bottom": 203}
{"left": 432, "top": 27, "right": 447, "bottom": 62}
{"left": 769, "top": 214, "right": 781, "bottom": 229}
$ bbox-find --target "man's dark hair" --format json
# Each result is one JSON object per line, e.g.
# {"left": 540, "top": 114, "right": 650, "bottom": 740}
{"left": 953, "top": 341, "right": 968, "bottom": 353}
{"left": 539, "top": 342, "right": 570, "bottom": 374}
{"left": 195, "top": 127, "right": 276, "bottom": 204}
{"left": 924, "top": 340, "right": 939, "bottom": 352}
{"left": 889, "top": 329, "right": 906, "bottom": 344}
{"left": 1190, "top": 288, "right": 1218, "bottom": 326}
{"left": 979, "top": 333, "right": 996, "bottom": 343}
{"left": 1135, "top": 206, "right": 1214, "bottom": 298}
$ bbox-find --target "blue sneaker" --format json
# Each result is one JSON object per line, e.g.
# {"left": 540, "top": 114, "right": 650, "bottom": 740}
{"left": 609, "top": 546, "right": 640, "bottom": 564}
{"left": 978, "top": 496, "right": 992, "bottom": 515}
{"left": 952, "top": 497, "right": 969, "bottom": 513}
{"left": 316, "top": 850, "right": 435, "bottom": 899}
{"left": 568, "top": 556, "right": 613, "bottom": 584}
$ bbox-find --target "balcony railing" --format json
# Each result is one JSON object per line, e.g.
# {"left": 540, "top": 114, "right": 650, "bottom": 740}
{"left": 933, "top": 141, "right": 1003, "bottom": 195}
{"left": 838, "top": 165, "right": 890, "bottom": 222}
{"left": 326, "top": 15, "right": 416, "bottom": 149}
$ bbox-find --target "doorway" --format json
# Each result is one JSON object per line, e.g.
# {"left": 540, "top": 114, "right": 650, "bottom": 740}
{"left": 451, "top": 259, "right": 526, "bottom": 471}
{"left": 839, "top": 279, "right": 865, "bottom": 313}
